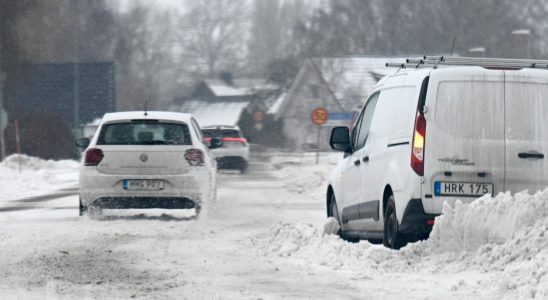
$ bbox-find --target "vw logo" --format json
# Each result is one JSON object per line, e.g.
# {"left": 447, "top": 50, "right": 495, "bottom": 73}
{"left": 139, "top": 153, "right": 148, "bottom": 162}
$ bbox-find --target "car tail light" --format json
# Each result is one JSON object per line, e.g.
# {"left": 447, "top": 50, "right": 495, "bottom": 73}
{"left": 411, "top": 112, "right": 426, "bottom": 176}
{"left": 223, "top": 137, "right": 247, "bottom": 145}
{"left": 84, "top": 148, "right": 104, "bottom": 166}
{"left": 185, "top": 149, "right": 204, "bottom": 166}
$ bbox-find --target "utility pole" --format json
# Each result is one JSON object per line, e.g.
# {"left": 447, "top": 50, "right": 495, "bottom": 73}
{"left": 73, "top": 0, "right": 80, "bottom": 136}
{"left": 0, "top": 31, "right": 7, "bottom": 160}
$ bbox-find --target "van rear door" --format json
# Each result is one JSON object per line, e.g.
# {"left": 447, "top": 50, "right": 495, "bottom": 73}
{"left": 423, "top": 69, "right": 505, "bottom": 214}
{"left": 504, "top": 70, "right": 548, "bottom": 194}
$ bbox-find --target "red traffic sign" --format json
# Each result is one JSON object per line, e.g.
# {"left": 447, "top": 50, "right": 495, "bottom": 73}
{"left": 311, "top": 107, "right": 329, "bottom": 125}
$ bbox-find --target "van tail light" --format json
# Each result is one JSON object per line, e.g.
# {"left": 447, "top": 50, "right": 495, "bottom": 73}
{"left": 411, "top": 112, "right": 426, "bottom": 176}
{"left": 84, "top": 148, "right": 104, "bottom": 166}
{"left": 185, "top": 149, "right": 205, "bottom": 166}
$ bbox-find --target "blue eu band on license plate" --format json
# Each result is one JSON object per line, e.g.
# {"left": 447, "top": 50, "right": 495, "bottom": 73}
{"left": 434, "top": 181, "right": 493, "bottom": 197}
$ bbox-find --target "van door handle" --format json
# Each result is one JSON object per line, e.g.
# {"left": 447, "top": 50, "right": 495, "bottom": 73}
{"left": 354, "top": 159, "right": 361, "bottom": 166}
{"left": 362, "top": 156, "right": 369, "bottom": 163}
{"left": 518, "top": 152, "right": 544, "bottom": 159}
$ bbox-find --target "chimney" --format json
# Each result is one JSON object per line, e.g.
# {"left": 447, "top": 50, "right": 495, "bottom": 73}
{"left": 220, "top": 72, "right": 234, "bottom": 85}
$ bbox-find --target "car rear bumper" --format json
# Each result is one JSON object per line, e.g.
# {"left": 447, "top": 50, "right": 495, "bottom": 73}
{"left": 90, "top": 197, "right": 198, "bottom": 209}
{"left": 79, "top": 168, "right": 211, "bottom": 207}
{"left": 399, "top": 198, "right": 439, "bottom": 239}
{"left": 211, "top": 147, "right": 250, "bottom": 160}
{"left": 216, "top": 156, "right": 248, "bottom": 170}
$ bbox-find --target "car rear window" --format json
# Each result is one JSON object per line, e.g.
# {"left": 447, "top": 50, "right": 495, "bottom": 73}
{"left": 97, "top": 122, "right": 192, "bottom": 145}
{"left": 202, "top": 129, "right": 241, "bottom": 138}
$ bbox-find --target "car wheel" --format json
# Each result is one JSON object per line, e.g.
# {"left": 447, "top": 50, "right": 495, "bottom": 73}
{"left": 240, "top": 162, "right": 247, "bottom": 174}
{"left": 383, "top": 195, "right": 407, "bottom": 249}
{"left": 79, "top": 198, "right": 87, "bottom": 216}
{"left": 88, "top": 206, "right": 103, "bottom": 217}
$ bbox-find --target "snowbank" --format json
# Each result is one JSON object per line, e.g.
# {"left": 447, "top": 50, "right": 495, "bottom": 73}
{"left": 254, "top": 189, "right": 548, "bottom": 299}
{"left": 0, "top": 154, "right": 79, "bottom": 202}
{"left": 270, "top": 152, "right": 340, "bottom": 200}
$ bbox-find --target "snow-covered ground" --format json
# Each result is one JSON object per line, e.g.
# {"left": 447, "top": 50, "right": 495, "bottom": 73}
{"left": 0, "top": 152, "right": 547, "bottom": 299}
{"left": 0, "top": 154, "right": 79, "bottom": 203}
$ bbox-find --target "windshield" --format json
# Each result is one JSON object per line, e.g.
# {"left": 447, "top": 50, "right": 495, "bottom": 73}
{"left": 97, "top": 122, "right": 192, "bottom": 145}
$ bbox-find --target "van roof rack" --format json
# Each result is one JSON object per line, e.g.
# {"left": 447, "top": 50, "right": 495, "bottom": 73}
{"left": 386, "top": 56, "right": 548, "bottom": 70}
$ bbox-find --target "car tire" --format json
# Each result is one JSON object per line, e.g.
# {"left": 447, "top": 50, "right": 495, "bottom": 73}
{"left": 79, "top": 198, "right": 87, "bottom": 216}
{"left": 240, "top": 161, "right": 248, "bottom": 174}
{"left": 383, "top": 195, "right": 407, "bottom": 249}
{"left": 88, "top": 206, "right": 103, "bottom": 217}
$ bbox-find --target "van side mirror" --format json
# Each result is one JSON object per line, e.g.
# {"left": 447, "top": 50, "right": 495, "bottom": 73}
{"left": 75, "top": 138, "right": 90, "bottom": 149}
{"left": 209, "top": 138, "right": 224, "bottom": 150}
{"left": 330, "top": 127, "right": 351, "bottom": 152}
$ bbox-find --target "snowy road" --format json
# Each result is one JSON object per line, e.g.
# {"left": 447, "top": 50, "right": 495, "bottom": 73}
{"left": 0, "top": 157, "right": 366, "bottom": 299}
{"left": 1, "top": 153, "right": 547, "bottom": 299}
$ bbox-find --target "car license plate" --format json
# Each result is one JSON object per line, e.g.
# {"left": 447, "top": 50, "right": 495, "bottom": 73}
{"left": 123, "top": 179, "right": 164, "bottom": 191}
{"left": 434, "top": 181, "right": 493, "bottom": 197}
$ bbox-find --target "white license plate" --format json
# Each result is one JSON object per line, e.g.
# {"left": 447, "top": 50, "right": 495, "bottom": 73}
{"left": 123, "top": 179, "right": 164, "bottom": 191}
{"left": 434, "top": 181, "right": 493, "bottom": 197}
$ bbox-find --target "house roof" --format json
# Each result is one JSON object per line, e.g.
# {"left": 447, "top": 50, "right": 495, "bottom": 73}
{"left": 266, "top": 92, "right": 286, "bottom": 115}
{"left": 310, "top": 56, "right": 403, "bottom": 110}
{"left": 204, "top": 79, "right": 249, "bottom": 97}
{"left": 202, "top": 78, "right": 279, "bottom": 97}
{"left": 171, "top": 100, "right": 249, "bottom": 127}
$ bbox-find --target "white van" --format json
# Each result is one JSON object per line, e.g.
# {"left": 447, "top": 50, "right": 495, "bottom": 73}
{"left": 327, "top": 61, "right": 548, "bottom": 249}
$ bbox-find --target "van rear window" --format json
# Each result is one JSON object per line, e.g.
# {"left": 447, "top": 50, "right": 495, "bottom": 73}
{"left": 505, "top": 82, "right": 548, "bottom": 141}
{"left": 97, "top": 122, "right": 192, "bottom": 145}
{"left": 435, "top": 81, "right": 504, "bottom": 139}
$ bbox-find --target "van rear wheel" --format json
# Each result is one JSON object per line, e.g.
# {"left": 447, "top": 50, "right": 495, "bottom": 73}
{"left": 383, "top": 196, "right": 407, "bottom": 249}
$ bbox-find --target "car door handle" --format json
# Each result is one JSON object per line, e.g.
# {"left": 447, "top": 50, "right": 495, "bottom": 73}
{"left": 518, "top": 152, "right": 544, "bottom": 159}
{"left": 354, "top": 159, "right": 361, "bottom": 166}
{"left": 362, "top": 156, "right": 369, "bottom": 163}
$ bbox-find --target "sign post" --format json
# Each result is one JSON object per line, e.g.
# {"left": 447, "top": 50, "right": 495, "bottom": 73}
{"left": 311, "top": 108, "right": 329, "bottom": 164}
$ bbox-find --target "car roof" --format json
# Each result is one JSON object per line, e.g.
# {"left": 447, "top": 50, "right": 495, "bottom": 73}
{"left": 101, "top": 111, "right": 194, "bottom": 123}
{"left": 201, "top": 125, "right": 241, "bottom": 131}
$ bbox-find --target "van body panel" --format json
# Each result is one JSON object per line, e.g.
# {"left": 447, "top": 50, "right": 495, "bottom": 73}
{"left": 362, "top": 87, "right": 402, "bottom": 209}
{"left": 423, "top": 69, "right": 506, "bottom": 214}
{"left": 504, "top": 70, "right": 548, "bottom": 194}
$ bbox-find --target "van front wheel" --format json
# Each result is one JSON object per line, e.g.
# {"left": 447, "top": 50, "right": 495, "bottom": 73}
{"left": 383, "top": 196, "right": 407, "bottom": 249}
{"left": 329, "top": 194, "right": 342, "bottom": 236}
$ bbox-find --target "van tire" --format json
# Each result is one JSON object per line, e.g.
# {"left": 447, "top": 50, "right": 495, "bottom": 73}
{"left": 329, "top": 194, "right": 359, "bottom": 243}
{"left": 329, "top": 194, "right": 342, "bottom": 236}
{"left": 383, "top": 196, "right": 407, "bottom": 249}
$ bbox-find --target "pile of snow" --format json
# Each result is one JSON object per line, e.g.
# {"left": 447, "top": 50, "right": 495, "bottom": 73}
{"left": 270, "top": 152, "right": 340, "bottom": 200}
{"left": 429, "top": 190, "right": 548, "bottom": 253}
{"left": 0, "top": 154, "right": 79, "bottom": 202}
{"left": 253, "top": 189, "right": 548, "bottom": 299}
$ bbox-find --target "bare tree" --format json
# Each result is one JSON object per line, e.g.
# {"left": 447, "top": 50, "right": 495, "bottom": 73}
{"left": 247, "top": 0, "right": 306, "bottom": 75}
{"left": 114, "top": 3, "right": 180, "bottom": 110}
{"left": 178, "top": 0, "right": 247, "bottom": 76}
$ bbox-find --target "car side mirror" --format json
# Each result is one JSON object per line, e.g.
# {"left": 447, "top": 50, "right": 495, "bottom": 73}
{"left": 330, "top": 126, "right": 351, "bottom": 152}
{"left": 75, "top": 138, "right": 90, "bottom": 149}
{"left": 209, "top": 138, "right": 223, "bottom": 150}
